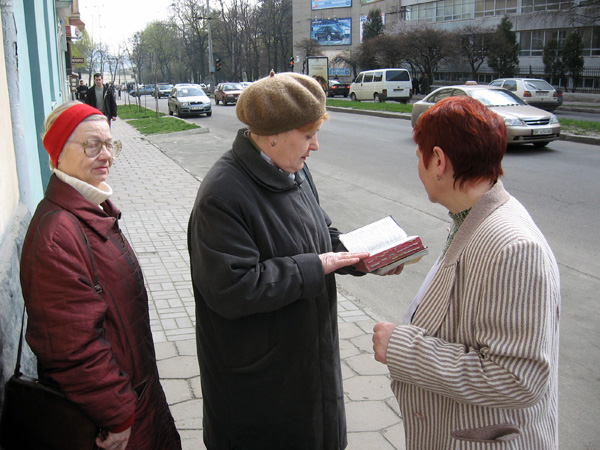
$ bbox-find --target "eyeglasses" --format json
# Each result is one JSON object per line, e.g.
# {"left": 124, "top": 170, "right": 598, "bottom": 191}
{"left": 77, "top": 139, "right": 122, "bottom": 158}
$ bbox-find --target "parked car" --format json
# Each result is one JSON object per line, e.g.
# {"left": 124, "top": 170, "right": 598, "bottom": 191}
{"left": 168, "top": 86, "right": 212, "bottom": 117}
{"left": 214, "top": 83, "right": 243, "bottom": 105}
{"left": 240, "top": 82, "right": 253, "bottom": 89}
{"left": 130, "top": 84, "right": 155, "bottom": 97}
{"left": 349, "top": 69, "right": 412, "bottom": 103}
{"left": 154, "top": 83, "right": 174, "bottom": 98}
{"left": 489, "top": 78, "right": 560, "bottom": 112}
{"left": 328, "top": 79, "right": 350, "bottom": 97}
{"left": 411, "top": 85, "right": 561, "bottom": 147}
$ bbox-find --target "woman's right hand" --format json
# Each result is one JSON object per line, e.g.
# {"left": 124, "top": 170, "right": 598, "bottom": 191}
{"left": 319, "top": 252, "right": 369, "bottom": 275}
{"left": 96, "top": 427, "right": 131, "bottom": 450}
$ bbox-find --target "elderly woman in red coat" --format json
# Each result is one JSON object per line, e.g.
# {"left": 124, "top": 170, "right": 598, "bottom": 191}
{"left": 20, "top": 102, "right": 181, "bottom": 450}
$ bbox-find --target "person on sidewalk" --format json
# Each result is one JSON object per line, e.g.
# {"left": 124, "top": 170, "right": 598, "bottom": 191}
{"left": 20, "top": 102, "right": 181, "bottom": 450}
{"left": 76, "top": 78, "right": 89, "bottom": 101}
{"left": 84, "top": 72, "right": 118, "bottom": 124}
{"left": 188, "top": 71, "right": 384, "bottom": 449}
{"left": 373, "top": 96, "right": 560, "bottom": 449}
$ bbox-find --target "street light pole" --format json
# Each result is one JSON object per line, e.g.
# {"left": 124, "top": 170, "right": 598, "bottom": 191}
{"left": 206, "top": 0, "right": 215, "bottom": 95}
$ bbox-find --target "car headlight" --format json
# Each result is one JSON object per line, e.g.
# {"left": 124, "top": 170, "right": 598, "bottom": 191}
{"left": 549, "top": 114, "right": 559, "bottom": 124}
{"left": 181, "top": 101, "right": 190, "bottom": 106}
{"left": 503, "top": 116, "right": 525, "bottom": 126}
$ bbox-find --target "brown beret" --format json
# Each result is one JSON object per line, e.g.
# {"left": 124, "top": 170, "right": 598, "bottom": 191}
{"left": 236, "top": 71, "right": 326, "bottom": 136}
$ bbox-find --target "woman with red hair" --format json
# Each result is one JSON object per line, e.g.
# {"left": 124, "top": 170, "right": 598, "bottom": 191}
{"left": 373, "top": 96, "right": 560, "bottom": 449}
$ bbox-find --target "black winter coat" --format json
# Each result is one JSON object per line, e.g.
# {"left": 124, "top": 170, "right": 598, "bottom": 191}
{"left": 188, "top": 129, "right": 353, "bottom": 450}
{"left": 84, "top": 83, "right": 118, "bottom": 119}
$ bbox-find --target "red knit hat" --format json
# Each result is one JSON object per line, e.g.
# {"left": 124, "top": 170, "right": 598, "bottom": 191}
{"left": 43, "top": 103, "right": 105, "bottom": 167}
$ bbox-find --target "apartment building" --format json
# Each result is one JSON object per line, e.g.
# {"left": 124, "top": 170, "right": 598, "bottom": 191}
{"left": 292, "top": 0, "right": 600, "bottom": 90}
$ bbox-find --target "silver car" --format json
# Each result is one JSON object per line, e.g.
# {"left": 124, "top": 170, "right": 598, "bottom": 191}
{"left": 411, "top": 85, "right": 561, "bottom": 148}
{"left": 489, "top": 78, "right": 559, "bottom": 112}
{"left": 168, "top": 86, "right": 212, "bottom": 117}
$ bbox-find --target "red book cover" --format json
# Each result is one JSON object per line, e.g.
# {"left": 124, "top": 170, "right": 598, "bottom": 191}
{"left": 340, "top": 216, "right": 428, "bottom": 275}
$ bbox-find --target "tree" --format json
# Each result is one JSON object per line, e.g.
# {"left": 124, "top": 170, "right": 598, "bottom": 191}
{"left": 362, "top": 8, "right": 384, "bottom": 42}
{"left": 390, "top": 21, "right": 453, "bottom": 82}
{"left": 562, "top": 31, "right": 585, "bottom": 92}
{"left": 354, "top": 37, "right": 379, "bottom": 70}
{"left": 487, "top": 16, "right": 519, "bottom": 77}
{"left": 456, "top": 25, "right": 492, "bottom": 80}
{"left": 543, "top": 39, "right": 566, "bottom": 88}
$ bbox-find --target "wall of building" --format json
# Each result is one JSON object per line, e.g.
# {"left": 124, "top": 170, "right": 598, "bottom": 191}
{"left": 0, "top": 0, "right": 70, "bottom": 405}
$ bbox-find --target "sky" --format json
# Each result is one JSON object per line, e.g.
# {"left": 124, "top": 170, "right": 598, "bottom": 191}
{"left": 79, "top": 0, "right": 175, "bottom": 53}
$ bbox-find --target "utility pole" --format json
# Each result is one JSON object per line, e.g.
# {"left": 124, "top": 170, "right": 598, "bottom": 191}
{"left": 206, "top": 0, "right": 215, "bottom": 95}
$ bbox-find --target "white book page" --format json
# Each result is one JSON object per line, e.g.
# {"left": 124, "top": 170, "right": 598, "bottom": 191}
{"left": 340, "top": 217, "right": 408, "bottom": 254}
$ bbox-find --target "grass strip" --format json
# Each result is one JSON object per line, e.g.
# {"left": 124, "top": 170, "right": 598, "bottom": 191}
{"left": 559, "top": 118, "right": 600, "bottom": 136}
{"left": 326, "top": 99, "right": 412, "bottom": 113}
{"left": 118, "top": 104, "right": 200, "bottom": 135}
{"left": 118, "top": 104, "right": 165, "bottom": 119}
{"left": 126, "top": 116, "right": 200, "bottom": 135}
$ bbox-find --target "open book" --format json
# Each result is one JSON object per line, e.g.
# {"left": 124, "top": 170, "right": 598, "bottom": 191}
{"left": 340, "top": 216, "right": 428, "bottom": 275}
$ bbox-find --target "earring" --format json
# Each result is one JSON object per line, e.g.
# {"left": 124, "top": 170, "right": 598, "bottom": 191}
{"left": 271, "top": 141, "right": 276, "bottom": 147}
{"left": 436, "top": 176, "right": 441, "bottom": 181}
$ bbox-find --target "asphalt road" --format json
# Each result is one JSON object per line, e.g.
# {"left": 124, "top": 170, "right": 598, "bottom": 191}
{"left": 142, "top": 96, "right": 600, "bottom": 450}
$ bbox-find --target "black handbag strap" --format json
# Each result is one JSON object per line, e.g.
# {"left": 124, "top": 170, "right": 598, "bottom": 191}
{"left": 14, "top": 210, "right": 103, "bottom": 377}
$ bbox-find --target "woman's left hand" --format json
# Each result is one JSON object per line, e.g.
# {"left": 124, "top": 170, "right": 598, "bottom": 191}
{"left": 319, "top": 251, "right": 369, "bottom": 275}
{"left": 96, "top": 428, "right": 131, "bottom": 450}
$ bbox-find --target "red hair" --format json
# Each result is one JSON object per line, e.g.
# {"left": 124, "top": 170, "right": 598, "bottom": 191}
{"left": 413, "top": 96, "right": 506, "bottom": 187}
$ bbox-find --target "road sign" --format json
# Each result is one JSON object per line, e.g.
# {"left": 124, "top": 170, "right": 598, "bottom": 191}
{"left": 71, "top": 57, "right": 85, "bottom": 64}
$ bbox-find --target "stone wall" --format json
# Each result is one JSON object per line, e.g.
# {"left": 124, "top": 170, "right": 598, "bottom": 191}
{"left": 0, "top": 204, "right": 37, "bottom": 412}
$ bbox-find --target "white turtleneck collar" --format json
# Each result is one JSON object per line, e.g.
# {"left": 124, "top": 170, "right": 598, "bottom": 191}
{"left": 54, "top": 169, "right": 113, "bottom": 206}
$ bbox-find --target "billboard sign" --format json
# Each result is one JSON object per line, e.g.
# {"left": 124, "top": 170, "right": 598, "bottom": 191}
{"left": 306, "top": 56, "right": 329, "bottom": 92}
{"left": 310, "top": 18, "right": 351, "bottom": 46}
{"left": 312, "top": 0, "right": 351, "bottom": 10}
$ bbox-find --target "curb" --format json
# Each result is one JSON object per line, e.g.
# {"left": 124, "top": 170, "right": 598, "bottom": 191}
{"left": 326, "top": 106, "right": 600, "bottom": 146}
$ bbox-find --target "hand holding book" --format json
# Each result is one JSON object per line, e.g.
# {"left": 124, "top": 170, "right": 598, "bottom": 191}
{"left": 340, "top": 216, "right": 428, "bottom": 275}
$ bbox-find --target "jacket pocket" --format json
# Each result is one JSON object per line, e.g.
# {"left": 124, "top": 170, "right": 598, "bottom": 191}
{"left": 451, "top": 423, "right": 521, "bottom": 442}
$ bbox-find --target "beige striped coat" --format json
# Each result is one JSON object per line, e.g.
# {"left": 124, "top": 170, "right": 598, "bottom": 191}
{"left": 386, "top": 181, "right": 560, "bottom": 450}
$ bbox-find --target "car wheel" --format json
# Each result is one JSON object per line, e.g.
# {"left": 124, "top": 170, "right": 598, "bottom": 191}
{"left": 343, "top": 93, "right": 348, "bottom": 97}
{"left": 176, "top": 107, "right": 182, "bottom": 117}
{"left": 206, "top": 111, "right": 212, "bottom": 117}
{"left": 533, "top": 141, "right": 550, "bottom": 148}
{"left": 350, "top": 93, "right": 358, "bottom": 102}
{"left": 400, "top": 99, "right": 408, "bottom": 104}
{"left": 215, "top": 98, "right": 219, "bottom": 105}
{"left": 223, "top": 99, "right": 228, "bottom": 106}
{"left": 374, "top": 93, "right": 384, "bottom": 103}
{"left": 169, "top": 107, "right": 173, "bottom": 116}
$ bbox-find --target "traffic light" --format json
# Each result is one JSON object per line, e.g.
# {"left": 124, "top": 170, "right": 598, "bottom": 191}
{"left": 289, "top": 57, "right": 294, "bottom": 71}
{"left": 216, "top": 58, "right": 221, "bottom": 71}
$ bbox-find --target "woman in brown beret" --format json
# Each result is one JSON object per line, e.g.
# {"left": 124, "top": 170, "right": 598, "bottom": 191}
{"left": 188, "top": 72, "right": 370, "bottom": 449}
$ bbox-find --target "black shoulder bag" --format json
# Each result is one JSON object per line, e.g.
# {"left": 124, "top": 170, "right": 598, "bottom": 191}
{"left": 0, "top": 223, "right": 101, "bottom": 450}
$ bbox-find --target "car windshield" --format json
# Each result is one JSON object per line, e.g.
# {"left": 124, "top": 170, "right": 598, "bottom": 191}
{"left": 470, "top": 89, "right": 526, "bottom": 107}
{"left": 179, "top": 88, "right": 205, "bottom": 97}
{"left": 224, "top": 84, "right": 242, "bottom": 90}
{"left": 524, "top": 79, "right": 554, "bottom": 91}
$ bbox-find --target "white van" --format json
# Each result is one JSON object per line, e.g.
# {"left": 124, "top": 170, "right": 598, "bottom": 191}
{"left": 349, "top": 69, "right": 412, "bottom": 103}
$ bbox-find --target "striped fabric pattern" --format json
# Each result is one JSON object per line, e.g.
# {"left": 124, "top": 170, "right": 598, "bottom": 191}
{"left": 386, "top": 181, "right": 560, "bottom": 450}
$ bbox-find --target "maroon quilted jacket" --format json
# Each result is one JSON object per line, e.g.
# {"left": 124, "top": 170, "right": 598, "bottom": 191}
{"left": 20, "top": 175, "right": 180, "bottom": 449}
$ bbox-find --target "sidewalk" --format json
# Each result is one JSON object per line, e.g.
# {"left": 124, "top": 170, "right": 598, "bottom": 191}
{"left": 108, "top": 118, "right": 406, "bottom": 450}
